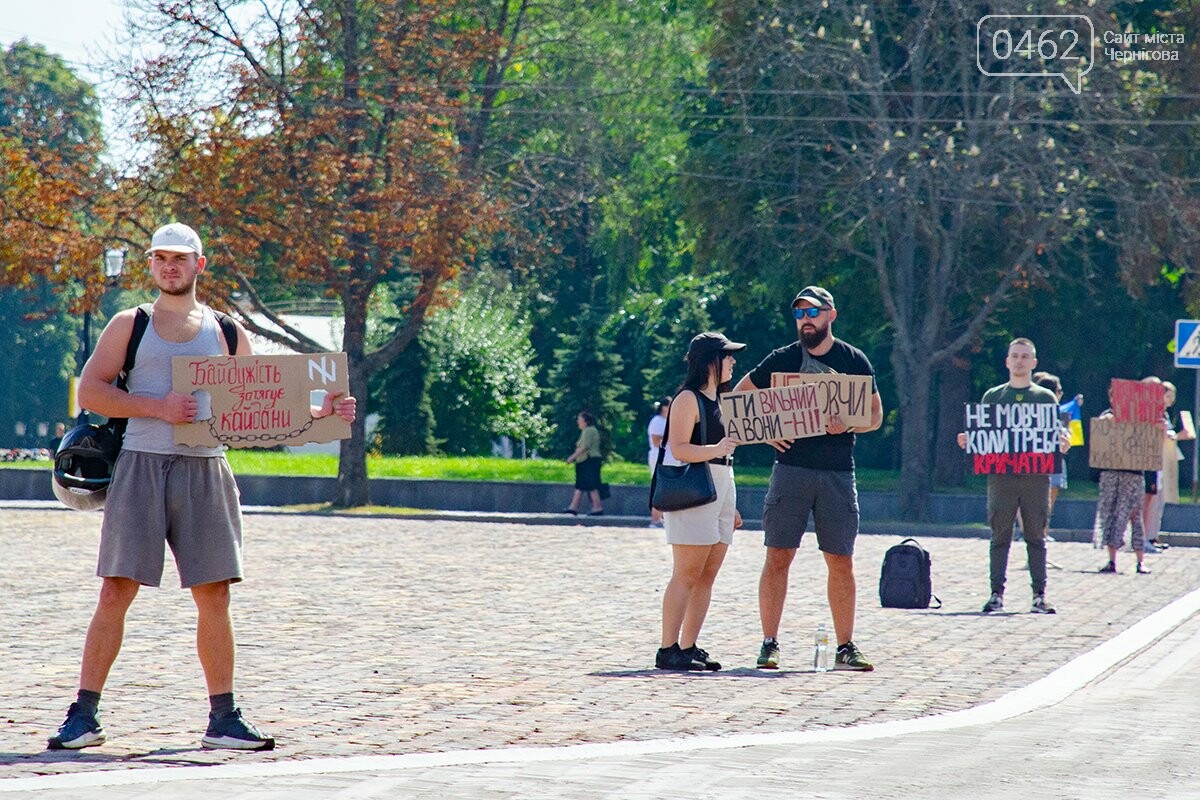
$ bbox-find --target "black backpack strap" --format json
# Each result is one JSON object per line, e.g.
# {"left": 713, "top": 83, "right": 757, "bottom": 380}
{"left": 213, "top": 310, "right": 238, "bottom": 355}
{"left": 116, "top": 306, "right": 152, "bottom": 392}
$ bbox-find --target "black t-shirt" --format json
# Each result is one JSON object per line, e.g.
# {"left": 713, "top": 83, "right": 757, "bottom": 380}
{"left": 746, "top": 339, "right": 877, "bottom": 471}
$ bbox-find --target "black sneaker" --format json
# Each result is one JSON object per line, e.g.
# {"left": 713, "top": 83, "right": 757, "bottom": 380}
{"left": 201, "top": 709, "right": 275, "bottom": 751}
{"left": 1098, "top": 561, "right": 1117, "bottom": 574}
{"left": 756, "top": 638, "right": 781, "bottom": 669}
{"left": 655, "top": 643, "right": 706, "bottom": 671}
{"left": 683, "top": 645, "right": 721, "bottom": 671}
{"left": 835, "top": 641, "right": 874, "bottom": 672}
{"left": 47, "top": 703, "right": 105, "bottom": 750}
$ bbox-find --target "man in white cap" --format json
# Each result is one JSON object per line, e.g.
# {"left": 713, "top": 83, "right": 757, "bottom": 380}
{"left": 47, "top": 223, "right": 357, "bottom": 751}
{"left": 734, "top": 286, "right": 883, "bottom": 672}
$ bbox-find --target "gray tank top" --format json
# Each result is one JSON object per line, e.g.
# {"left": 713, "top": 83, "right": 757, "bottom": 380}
{"left": 122, "top": 304, "right": 226, "bottom": 457}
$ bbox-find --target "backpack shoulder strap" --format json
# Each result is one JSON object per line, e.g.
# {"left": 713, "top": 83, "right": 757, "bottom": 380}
{"left": 116, "top": 306, "right": 152, "bottom": 391}
{"left": 213, "top": 310, "right": 238, "bottom": 356}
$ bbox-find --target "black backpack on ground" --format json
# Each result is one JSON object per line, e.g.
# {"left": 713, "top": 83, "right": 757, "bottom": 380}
{"left": 879, "top": 537, "right": 941, "bottom": 609}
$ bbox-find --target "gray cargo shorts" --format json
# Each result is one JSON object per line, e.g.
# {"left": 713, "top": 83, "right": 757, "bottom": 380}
{"left": 761, "top": 463, "right": 859, "bottom": 555}
{"left": 98, "top": 450, "right": 243, "bottom": 588}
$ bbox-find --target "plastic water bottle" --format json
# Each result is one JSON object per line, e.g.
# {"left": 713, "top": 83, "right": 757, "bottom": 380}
{"left": 812, "top": 623, "right": 830, "bottom": 672}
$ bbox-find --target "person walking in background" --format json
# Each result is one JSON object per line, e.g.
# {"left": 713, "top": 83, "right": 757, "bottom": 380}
{"left": 647, "top": 397, "right": 672, "bottom": 528}
{"left": 957, "top": 338, "right": 1068, "bottom": 614}
{"left": 734, "top": 286, "right": 883, "bottom": 672}
{"left": 656, "top": 333, "right": 744, "bottom": 671}
{"left": 48, "top": 223, "right": 357, "bottom": 752}
{"left": 563, "top": 411, "right": 604, "bottom": 516}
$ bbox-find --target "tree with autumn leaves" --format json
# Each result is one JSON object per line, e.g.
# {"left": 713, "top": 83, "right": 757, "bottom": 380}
{"left": 0, "top": 41, "right": 121, "bottom": 437}
{"left": 112, "top": 0, "right": 511, "bottom": 505}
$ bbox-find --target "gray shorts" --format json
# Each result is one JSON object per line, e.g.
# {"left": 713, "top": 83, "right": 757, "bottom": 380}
{"left": 761, "top": 463, "right": 859, "bottom": 555}
{"left": 99, "top": 450, "right": 244, "bottom": 588}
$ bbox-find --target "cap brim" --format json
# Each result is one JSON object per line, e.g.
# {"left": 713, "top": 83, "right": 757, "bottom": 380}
{"left": 145, "top": 245, "right": 200, "bottom": 255}
{"left": 723, "top": 342, "right": 748, "bottom": 352}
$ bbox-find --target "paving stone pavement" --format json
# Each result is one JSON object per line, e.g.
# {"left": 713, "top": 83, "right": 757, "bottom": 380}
{"left": 2, "top": 506, "right": 1199, "bottom": 787}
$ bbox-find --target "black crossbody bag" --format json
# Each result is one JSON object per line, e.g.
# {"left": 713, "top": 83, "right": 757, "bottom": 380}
{"left": 648, "top": 390, "right": 718, "bottom": 512}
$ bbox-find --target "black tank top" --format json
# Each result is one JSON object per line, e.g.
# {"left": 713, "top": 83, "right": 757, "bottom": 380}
{"left": 687, "top": 390, "right": 726, "bottom": 446}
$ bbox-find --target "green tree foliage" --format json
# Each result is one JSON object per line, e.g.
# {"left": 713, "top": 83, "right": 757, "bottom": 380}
{"left": 369, "top": 338, "right": 437, "bottom": 456}
{"left": 466, "top": 1, "right": 714, "bottom": 459}
{"left": 688, "top": 0, "right": 1198, "bottom": 518}
{"left": 546, "top": 304, "right": 629, "bottom": 459}
{"left": 0, "top": 42, "right": 111, "bottom": 441}
{"left": 0, "top": 40, "right": 107, "bottom": 296}
{"left": 0, "top": 283, "right": 80, "bottom": 444}
{"left": 116, "top": 0, "right": 507, "bottom": 505}
{"left": 422, "top": 278, "right": 546, "bottom": 455}
{"left": 371, "top": 274, "right": 545, "bottom": 455}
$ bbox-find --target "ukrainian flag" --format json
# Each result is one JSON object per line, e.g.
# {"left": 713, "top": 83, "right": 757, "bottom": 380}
{"left": 1060, "top": 397, "right": 1084, "bottom": 446}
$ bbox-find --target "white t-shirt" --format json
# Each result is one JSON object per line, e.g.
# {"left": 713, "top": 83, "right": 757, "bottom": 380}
{"left": 647, "top": 414, "right": 676, "bottom": 468}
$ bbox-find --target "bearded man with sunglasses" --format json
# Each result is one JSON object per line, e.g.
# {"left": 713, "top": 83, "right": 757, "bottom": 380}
{"left": 733, "top": 286, "right": 883, "bottom": 672}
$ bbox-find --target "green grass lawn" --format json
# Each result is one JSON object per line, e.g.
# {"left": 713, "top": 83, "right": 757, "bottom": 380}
{"left": 223, "top": 453, "right": 1105, "bottom": 496}
{"left": 13, "top": 451, "right": 1119, "bottom": 498}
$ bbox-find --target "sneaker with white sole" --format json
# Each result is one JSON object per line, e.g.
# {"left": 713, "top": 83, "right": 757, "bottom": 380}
{"left": 47, "top": 703, "right": 106, "bottom": 750}
{"left": 683, "top": 644, "right": 722, "bottom": 671}
{"left": 981, "top": 593, "right": 1004, "bottom": 613}
{"left": 201, "top": 709, "right": 275, "bottom": 751}
{"left": 756, "top": 638, "right": 781, "bottom": 669}
{"left": 1030, "top": 595, "right": 1056, "bottom": 614}
{"left": 834, "top": 641, "right": 874, "bottom": 671}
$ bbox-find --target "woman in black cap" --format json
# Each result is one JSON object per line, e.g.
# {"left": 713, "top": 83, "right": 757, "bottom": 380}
{"left": 655, "top": 332, "right": 745, "bottom": 671}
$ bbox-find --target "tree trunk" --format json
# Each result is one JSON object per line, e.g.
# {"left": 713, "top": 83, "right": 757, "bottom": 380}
{"left": 335, "top": 300, "right": 370, "bottom": 508}
{"left": 893, "top": 345, "right": 933, "bottom": 521}
{"left": 933, "top": 355, "right": 971, "bottom": 487}
{"left": 334, "top": 358, "right": 370, "bottom": 507}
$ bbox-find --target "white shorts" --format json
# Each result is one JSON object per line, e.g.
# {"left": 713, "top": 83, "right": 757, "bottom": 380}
{"left": 663, "top": 464, "right": 736, "bottom": 546}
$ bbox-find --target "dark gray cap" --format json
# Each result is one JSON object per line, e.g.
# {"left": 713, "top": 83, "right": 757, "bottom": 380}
{"left": 686, "top": 331, "right": 747, "bottom": 361}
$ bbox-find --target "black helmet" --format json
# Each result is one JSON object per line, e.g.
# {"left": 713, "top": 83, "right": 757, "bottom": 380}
{"left": 51, "top": 423, "right": 121, "bottom": 511}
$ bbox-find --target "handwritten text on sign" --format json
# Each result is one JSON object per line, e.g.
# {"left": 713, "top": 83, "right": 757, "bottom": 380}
{"left": 770, "top": 373, "right": 873, "bottom": 427}
{"left": 1110, "top": 378, "right": 1165, "bottom": 425}
{"left": 963, "top": 402, "right": 1061, "bottom": 475}
{"left": 1088, "top": 416, "right": 1163, "bottom": 472}
{"left": 720, "top": 384, "right": 826, "bottom": 444}
{"left": 172, "top": 352, "right": 351, "bottom": 448}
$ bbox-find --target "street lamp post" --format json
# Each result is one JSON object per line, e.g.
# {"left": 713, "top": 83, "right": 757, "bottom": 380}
{"left": 75, "top": 249, "right": 126, "bottom": 424}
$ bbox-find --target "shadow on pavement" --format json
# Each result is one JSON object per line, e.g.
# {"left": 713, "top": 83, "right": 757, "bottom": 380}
{"left": 591, "top": 668, "right": 823, "bottom": 679}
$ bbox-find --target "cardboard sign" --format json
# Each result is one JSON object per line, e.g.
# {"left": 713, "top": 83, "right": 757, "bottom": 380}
{"left": 1110, "top": 379, "right": 1165, "bottom": 424}
{"left": 770, "top": 372, "right": 874, "bottom": 427}
{"left": 720, "top": 384, "right": 826, "bottom": 444}
{"left": 1181, "top": 410, "right": 1196, "bottom": 440}
{"left": 963, "top": 402, "right": 1061, "bottom": 475}
{"left": 172, "top": 353, "right": 351, "bottom": 448}
{"left": 1088, "top": 416, "right": 1162, "bottom": 471}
